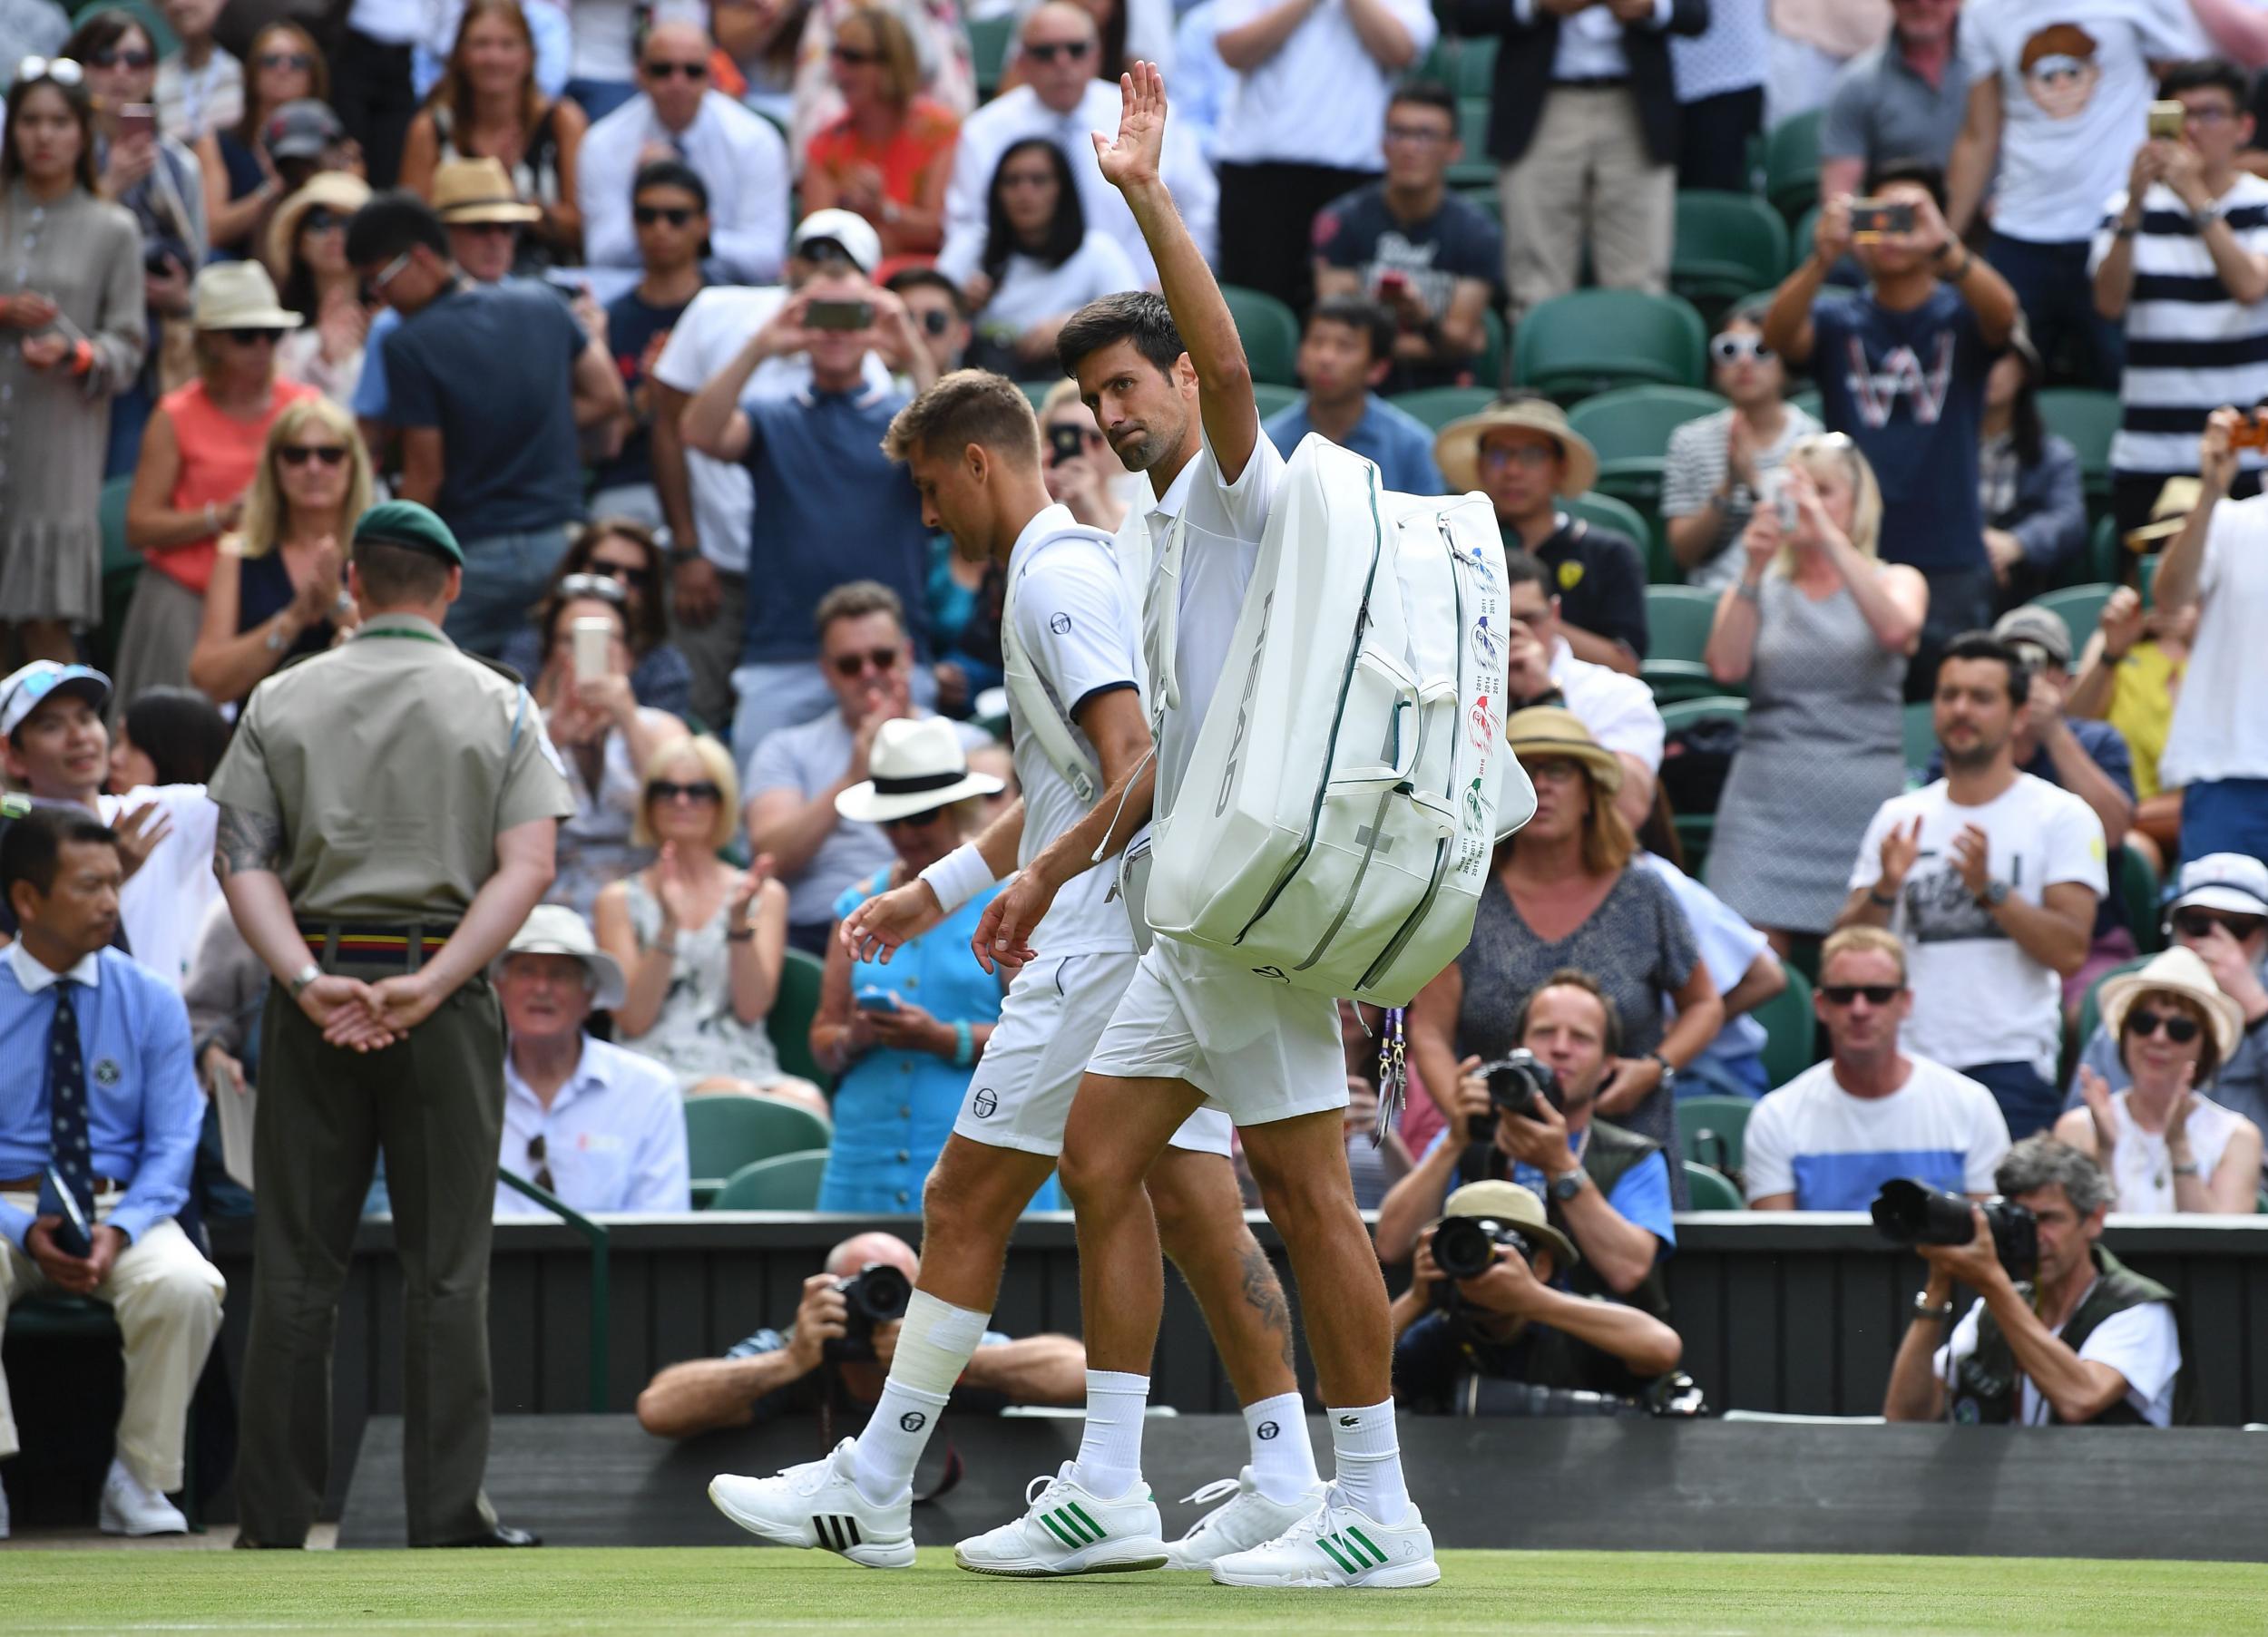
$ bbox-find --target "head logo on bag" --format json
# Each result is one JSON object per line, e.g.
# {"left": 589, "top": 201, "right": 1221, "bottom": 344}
{"left": 1466, "top": 694, "right": 1497, "bottom": 753}
{"left": 1469, "top": 616, "right": 1501, "bottom": 668}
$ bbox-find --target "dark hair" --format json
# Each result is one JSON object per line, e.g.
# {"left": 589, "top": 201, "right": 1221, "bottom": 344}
{"left": 1385, "top": 80, "right": 1457, "bottom": 122}
{"left": 345, "top": 190, "right": 450, "bottom": 268}
{"left": 1307, "top": 295, "right": 1394, "bottom": 368}
{"left": 2119, "top": 987, "right": 2226, "bottom": 1085}
{"left": 632, "top": 157, "right": 709, "bottom": 212}
{"left": 122, "top": 687, "right": 232, "bottom": 786}
{"left": 433, "top": 0, "right": 544, "bottom": 156}
{"left": 532, "top": 518, "right": 670, "bottom": 655}
{"left": 0, "top": 804, "right": 119, "bottom": 904}
{"left": 352, "top": 537, "right": 454, "bottom": 606}
{"left": 63, "top": 13, "right": 155, "bottom": 118}
{"left": 237, "top": 22, "right": 329, "bottom": 150}
{"left": 814, "top": 580, "right": 906, "bottom": 638}
{"left": 1056, "top": 291, "right": 1186, "bottom": 382}
{"left": 886, "top": 265, "right": 967, "bottom": 317}
{"left": 1, "top": 65, "right": 99, "bottom": 192}
{"left": 2159, "top": 57, "right": 2248, "bottom": 107}
{"left": 1937, "top": 631, "right": 2029, "bottom": 706}
{"left": 1500, "top": 547, "right": 1551, "bottom": 599}
{"left": 982, "top": 138, "right": 1084, "bottom": 287}
{"left": 1510, "top": 966, "right": 1624, "bottom": 1057}
{"left": 1862, "top": 157, "right": 1948, "bottom": 215}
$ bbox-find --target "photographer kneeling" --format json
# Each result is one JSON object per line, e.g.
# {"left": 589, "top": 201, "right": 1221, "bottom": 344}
{"left": 1392, "top": 1181, "right": 1683, "bottom": 1414}
{"left": 1882, "top": 1135, "right": 2196, "bottom": 1426}
{"left": 636, "top": 1233, "right": 1084, "bottom": 1438}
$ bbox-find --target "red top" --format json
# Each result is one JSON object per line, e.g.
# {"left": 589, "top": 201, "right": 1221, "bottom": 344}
{"left": 151, "top": 375, "right": 318, "bottom": 595}
{"left": 803, "top": 98, "right": 960, "bottom": 253}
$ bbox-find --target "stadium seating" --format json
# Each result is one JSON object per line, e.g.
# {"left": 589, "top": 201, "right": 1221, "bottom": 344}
{"left": 1569, "top": 385, "right": 1727, "bottom": 565}
{"left": 2119, "top": 843, "right": 2164, "bottom": 955}
{"left": 1670, "top": 192, "right": 1791, "bottom": 320}
{"left": 709, "top": 1150, "right": 830, "bottom": 1211}
{"left": 767, "top": 948, "right": 833, "bottom": 1091}
{"left": 1679, "top": 1095, "right": 1754, "bottom": 1176}
{"left": 2038, "top": 388, "right": 2119, "bottom": 515}
{"left": 1390, "top": 385, "right": 1498, "bottom": 434}
{"left": 1683, "top": 1161, "right": 1744, "bottom": 1210}
{"left": 1763, "top": 109, "right": 1822, "bottom": 221}
{"left": 686, "top": 1096, "right": 832, "bottom": 1204}
{"left": 1219, "top": 284, "right": 1301, "bottom": 387}
{"left": 1901, "top": 699, "right": 1937, "bottom": 785}
{"left": 1514, "top": 289, "right": 1707, "bottom": 401}
{"left": 1645, "top": 591, "right": 1733, "bottom": 704}
{"left": 2069, "top": 511, "right": 2122, "bottom": 590}
{"left": 1753, "top": 962, "right": 1817, "bottom": 1088}
{"left": 1657, "top": 695, "right": 1746, "bottom": 863}
{"left": 1251, "top": 381, "right": 1302, "bottom": 424}
{"left": 1449, "top": 98, "right": 1493, "bottom": 190}
{"left": 2029, "top": 583, "right": 2116, "bottom": 651}
{"left": 967, "top": 14, "right": 1014, "bottom": 96}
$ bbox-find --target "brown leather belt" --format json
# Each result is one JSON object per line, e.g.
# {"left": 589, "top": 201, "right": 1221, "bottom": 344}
{"left": 0, "top": 1175, "right": 126, "bottom": 1194}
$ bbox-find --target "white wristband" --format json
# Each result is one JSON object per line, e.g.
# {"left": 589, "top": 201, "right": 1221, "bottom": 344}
{"left": 919, "top": 842, "right": 998, "bottom": 916}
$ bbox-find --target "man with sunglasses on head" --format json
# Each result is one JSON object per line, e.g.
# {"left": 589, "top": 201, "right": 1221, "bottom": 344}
{"left": 2066, "top": 853, "right": 2268, "bottom": 1189}
{"left": 1745, "top": 926, "right": 2009, "bottom": 1212}
{"left": 577, "top": 20, "right": 788, "bottom": 284}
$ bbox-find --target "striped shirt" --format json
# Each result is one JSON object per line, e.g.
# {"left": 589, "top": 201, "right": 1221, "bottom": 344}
{"left": 2091, "top": 174, "right": 2268, "bottom": 478}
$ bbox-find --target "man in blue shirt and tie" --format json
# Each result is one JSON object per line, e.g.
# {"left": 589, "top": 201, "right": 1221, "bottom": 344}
{"left": 0, "top": 806, "right": 222, "bottom": 1539}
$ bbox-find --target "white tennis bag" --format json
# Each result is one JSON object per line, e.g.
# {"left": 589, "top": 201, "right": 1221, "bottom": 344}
{"left": 1143, "top": 434, "right": 1533, "bottom": 1007}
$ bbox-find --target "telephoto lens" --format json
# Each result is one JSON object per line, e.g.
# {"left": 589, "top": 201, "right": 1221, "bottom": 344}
{"left": 824, "top": 1262, "right": 915, "bottom": 1362}
{"left": 1870, "top": 1179, "right": 2039, "bottom": 1281}
{"left": 1432, "top": 1215, "right": 1500, "bottom": 1281}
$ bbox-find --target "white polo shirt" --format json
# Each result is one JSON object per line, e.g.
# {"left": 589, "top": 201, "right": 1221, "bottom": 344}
{"left": 498, "top": 1034, "right": 689, "bottom": 1216}
{"left": 1211, "top": 0, "right": 1435, "bottom": 172}
{"left": 1548, "top": 638, "right": 1665, "bottom": 772}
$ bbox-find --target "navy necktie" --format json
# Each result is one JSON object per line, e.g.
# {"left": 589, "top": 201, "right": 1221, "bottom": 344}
{"left": 47, "top": 979, "right": 95, "bottom": 1230}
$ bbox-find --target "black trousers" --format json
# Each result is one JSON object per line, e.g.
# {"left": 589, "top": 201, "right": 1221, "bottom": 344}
{"left": 1677, "top": 86, "right": 1765, "bottom": 193}
{"left": 327, "top": 28, "right": 417, "bottom": 190}
{"left": 1217, "top": 160, "right": 1378, "bottom": 319}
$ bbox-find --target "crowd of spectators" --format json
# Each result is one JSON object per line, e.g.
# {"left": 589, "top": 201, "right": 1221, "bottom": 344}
{"left": 6, "top": 0, "right": 2268, "bottom": 1533}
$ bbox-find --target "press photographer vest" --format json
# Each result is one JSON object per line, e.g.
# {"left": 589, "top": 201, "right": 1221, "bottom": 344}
{"left": 1950, "top": 1247, "right": 2199, "bottom": 1427}
{"left": 1456, "top": 1117, "right": 1671, "bottom": 1322}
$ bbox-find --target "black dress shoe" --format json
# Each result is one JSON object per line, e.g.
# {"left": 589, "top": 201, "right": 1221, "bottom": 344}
{"left": 439, "top": 1525, "right": 543, "bottom": 1547}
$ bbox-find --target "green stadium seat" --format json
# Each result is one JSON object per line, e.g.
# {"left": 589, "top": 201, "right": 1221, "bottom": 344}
{"left": 709, "top": 1150, "right": 830, "bottom": 1211}
{"left": 1901, "top": 699, "right": 1936, "bottom": 785}
{"left": 766, "top": 947, "right": 833, "bottom": 1091}
{"left": 1671, "top": 191, "right": 1792, "bottom": 320}
{"left": 1765, "top": 109, "right": 1823, "bottom": 221}
{"left": 1220, "top": 284, "right": 1301, "bottom": 386}
{"left": 2073, "top": 953, "right": 2150, "bottom": 1054}
{"left": 1787, "top": 386, "right": 1823, "bottom": 423}
{"left": 1252, "top": 382, "right": 1304, "bottom": 424}
{"left": 966, "top": 14, "right": 1015, "bottom": 95}
{"left": 2038, "top": 388, "right": 2119, "bottom": 512}
{"left": 1478, "top": 307, "right": 1509, "bottom": 388}
{"left": 1679, "top": 1094, "right": 1755, "bottom": 1175}
{"left": 1644, "top": 585, "right": 1722, "bottom": 667}
{"left": 2119, "top": 843, "right": 2163, "bottom": 955}
{"left": 685, "top": 1095, "right": 832, "bottom": 1195}
{"left": 1560, "top": 491, "right": 1653, "bottom": 557}
{"left": 1683, "top": 1161, "right": 1745, "bottom": 1211}
{"left": 1753, "top": 962, "right": 1816, "bottom": 1089}
{"left": 1657, "top": 696, "right": 1745, "bottom": 851}
{"left": 1448, "top": 98, "right": 1494, "bottom": 190}
{"left": 1448, "top": 35, "right": 1498, "bottom": 99}
{"left": 1513, "top": 289, "right": 1707, "bottom": 402}
{"left": 2064, "top": 511, "right": 2121, "bottom": 591}
{"left": 1791, "top": 202, "right": 1822, "bottom": 264}
{"left": 1392, "top": 385, "right": 1499, "bottom": 434}
{"left": 2028, "top": 583, "right": 2116, "bottom": 653}
{"left": 1567, "top": 385, "right": 1727, "bottom": 556}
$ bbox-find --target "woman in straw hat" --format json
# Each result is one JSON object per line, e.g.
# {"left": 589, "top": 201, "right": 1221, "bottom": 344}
{"left": 2058, "top": 947, "right": 2263, "bottom": 1214}
{"left": 120, "top": 260, "right": 317, "bottom": 705}
{"left": 267, "top": 170, "right": 374, "bottom": 403}
{"left": 1701, "top": 433, "right": 1928, "bottom": 952}
{"left": 1408, "top": 706, "right": 1723, "bottom": 1206}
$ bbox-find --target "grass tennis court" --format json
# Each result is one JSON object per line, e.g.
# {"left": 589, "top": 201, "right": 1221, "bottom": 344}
{"left": 5, "top": 1548, "right": 2263, "bottom": 1635}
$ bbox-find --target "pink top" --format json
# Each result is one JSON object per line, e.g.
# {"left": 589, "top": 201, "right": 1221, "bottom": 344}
{"left": 151, "top": 375, "right": 318, "bottom": 594}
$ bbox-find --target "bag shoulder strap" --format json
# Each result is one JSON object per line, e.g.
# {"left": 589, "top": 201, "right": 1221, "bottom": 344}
{"left": 1145, "top": 508, "right": 1189, "bottom": 725}
{"left": 999, "top": 523, "right": 1123, "bottom": 807}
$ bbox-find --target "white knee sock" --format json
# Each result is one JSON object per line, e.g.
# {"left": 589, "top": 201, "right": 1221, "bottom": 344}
{"left": 1241, "top": 1391, "right": 1320, "bottom": 1504}
{"left": 849, "top": 1291, "right": 990, "bottom": 1505}
{"left": 1325, "top": 1398, "right": 1409, "bottom": 1525}
{"left": 1070, "top": 1369, "right": 1149, "bottom": 1500}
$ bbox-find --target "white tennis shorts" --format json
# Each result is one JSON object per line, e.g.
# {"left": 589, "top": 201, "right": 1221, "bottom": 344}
{"left": 1088, "top": 936, "right": 1348, "bottom": 1128}
{"left": 953, "top": 949, "right": 1232, "bottom": 1158}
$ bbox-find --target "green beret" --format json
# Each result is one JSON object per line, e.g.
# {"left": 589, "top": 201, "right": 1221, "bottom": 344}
{"left": 352, "top": 500, "right": 464, "bottom": 566}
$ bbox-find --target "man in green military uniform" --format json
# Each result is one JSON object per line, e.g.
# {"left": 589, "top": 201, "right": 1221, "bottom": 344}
{"left": 210, "top": 501, "right": 573, "bottom": 1548}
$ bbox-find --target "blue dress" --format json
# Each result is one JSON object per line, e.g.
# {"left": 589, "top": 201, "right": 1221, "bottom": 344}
{"left": 816, "top": 868, "right": 1061, "bottom": 1213}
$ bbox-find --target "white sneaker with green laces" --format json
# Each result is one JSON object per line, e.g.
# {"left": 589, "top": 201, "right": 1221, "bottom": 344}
{"left": 1159, "top": 1468, "right": 1325, "bottom": 1570}
{"left": 1207, "top": 1487, "right": 1440, "bottom": 1589}
{"left": 707, "top": 1438, "right": 915, "bottom": 1568}
{"left": 953, "top": 1464, "right": 1168, "bottom": 1576}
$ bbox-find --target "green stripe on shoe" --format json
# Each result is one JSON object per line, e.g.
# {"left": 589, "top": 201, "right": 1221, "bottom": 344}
{"left": 1039, "top": 1512, "right": 1084, "bottom": 1550}
{"left": 1345, "top": 1527, "right": 1386, "bottom": 1567}
{"left": 1065, "top": 1503, "right": 1106, "bottom": 1543}
{"left": 1314, "top": 1535, "right": 1362, "bottom": 1575}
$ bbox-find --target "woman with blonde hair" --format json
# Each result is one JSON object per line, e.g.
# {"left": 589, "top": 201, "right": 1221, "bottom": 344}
{"left": 1701, "top": 433, "right": 1931, "bottom": 952}
{"left": 188, "top": 397, "right": 371, "bottom": 705}
{"left": 594, "top": 735, "right": 826, "bottom": 1109}
{"left": 799, "top": 2, "right": 957, "bottom": 257}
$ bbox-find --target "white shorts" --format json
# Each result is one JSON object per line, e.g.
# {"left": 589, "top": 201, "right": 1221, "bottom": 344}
{"left": 953, "top": 949, "right": 1233, "bottom": 1159}
{"left": 1088, "top": 936, "right": 1348, "bottom": 1128}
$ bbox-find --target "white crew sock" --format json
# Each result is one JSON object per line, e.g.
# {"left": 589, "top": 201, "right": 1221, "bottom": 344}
{"left": 1070, "top": 1369, "right": 1150, "bottom": 1500}
{"left": 1325, "top": 1398, "right": 1410, "bottom": 1525}
{"left": 849, "top": 1291, "right": 990, "bottom": 1505}
{"left": 1241, "top": 1391, "right": 1320, "bottom": 1504}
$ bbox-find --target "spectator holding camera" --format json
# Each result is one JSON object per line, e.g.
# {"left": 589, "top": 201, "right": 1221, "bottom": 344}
{"left": 1839, "top": 634, "right": 2107, "bottom": 1140}
{"left": 1884, "top": 1135, "right": 2196, "bottom": 1425}
{"left": 635, "top": 1231, "right": 1084, "bottom": 1437}
{"left": 2057, "top": 946, "right": 2263, "bottom": 1213}
{"left": 1391, "top": 1179, "right": 1682, "bottom": 1415}
{"left": 2092, "top": 59, "right": 2268, "bottom": 532}
{"left": 1745, "top": 927, "right": 2010, "bottom": 1211}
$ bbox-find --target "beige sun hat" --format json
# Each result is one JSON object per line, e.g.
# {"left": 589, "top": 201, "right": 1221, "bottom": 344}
{"left": 1433, "top": 396, "right": 1598, "bottom": 499}
{"left": 835, "top": 717, "right": 1004, "bottom": 824}
{"left": 266, "top": 169, "right": 373, "bottom": 275}
{"left": 2097, "top": 946, "right": 2245, "bottom": 1067}
{"left": 191, "top": 261, "right": 303, "bottom": 331}
{"left": 1441, "top": 1179, "right": 1579, "bottom": 1270}
{"left": 432, "top": 155, "right": 543, "bottom": 224}
{"left": 1503, "top": 704, "right": 1623, "bottom": 795}
{"left": 499, "top": 903, "right": 628, "bottom": 1010}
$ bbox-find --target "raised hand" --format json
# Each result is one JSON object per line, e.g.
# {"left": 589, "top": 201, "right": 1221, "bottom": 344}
{"left": 2097, "top": 586, "right": 2146, "bottom": 658}
{"left": 111, "top": 801, "right": 173, "bottom": 879}
{"left": 1877, "top": 814, "right": 1923, "bottom": 896}
{"left": 2077, "top": 1064, "right": 2120, "bottom": 1156}
{"left": 1092, "top": 61, "right": 1168, "bottom": 194}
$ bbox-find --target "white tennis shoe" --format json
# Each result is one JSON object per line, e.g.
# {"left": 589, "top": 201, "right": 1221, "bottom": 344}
{"left": 1207, "top": 1487, "right": 1440, "bottom": 1589}
{"left": 953, "top": 1464, "right": 1168, "bottom": 1576}
{"left": 707, "top": 1438, "right": 915, "bottom": 1568}
{"left": 1159, "top": 1467, "right": 1326, "bottom": 1570}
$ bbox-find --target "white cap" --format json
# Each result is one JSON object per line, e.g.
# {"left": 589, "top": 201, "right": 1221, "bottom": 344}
{"left": 499, "top": 903, "right": 628, "bottom": 1010}
{"left": 792, "top": 208, "right": 883, "bottom": 275}
{"left": 0, "top": 662, "right": 110, "bottom": 741}
{"left": 2171, "top": 853, "right": 2268, "bottom": 919}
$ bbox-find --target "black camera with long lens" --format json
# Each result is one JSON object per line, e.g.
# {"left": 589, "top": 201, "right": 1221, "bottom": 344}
{"left": 1467, "top": 1050, "right": 1558, "bottom": 1142}
{"left": 824, "top": 1262, "right": 913, "bottom": 1363}
{"left": 1870, "top": 1178, "right": 2038, "bottom": 1281}
{"left": 1433, "top": 1213, "right": 1532, "bottom": 1281}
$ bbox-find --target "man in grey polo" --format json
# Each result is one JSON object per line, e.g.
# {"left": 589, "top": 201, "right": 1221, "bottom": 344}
{"left": 1819, "top": 0, "right": 1970, "bottom": 204}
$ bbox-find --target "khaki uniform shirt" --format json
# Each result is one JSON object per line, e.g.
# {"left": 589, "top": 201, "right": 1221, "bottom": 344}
{"left": 208, "top": 615, "right": 574, "bottom": 921}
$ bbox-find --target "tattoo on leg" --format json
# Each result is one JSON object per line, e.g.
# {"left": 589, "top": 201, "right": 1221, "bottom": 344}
{"left": 1238, "top": 1241, "right": 1296, "bottom": 1372}
{"left": 214, "top": 803, "right": 286, "bottom": 882}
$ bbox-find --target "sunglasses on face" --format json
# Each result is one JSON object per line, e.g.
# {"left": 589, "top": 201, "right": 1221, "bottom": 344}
{"left": 1711, "top": 333, "right": 1774, "bottom": 364}
{"left": 829, "top": 44, "right": 883, "bottom": 64}
{"left": 89, "top": 47, "right": 154, "bottom": 70}
{"left": 584, "top": 557, "right": 655, "bottom": 590}
{"left": 1479, "top": 443, "right": 1555, "bottom": 471}
{"left": 643, "top": 58, "right": 708, "bottom": 79}
{"left": 647, "top": 779, "right": 722, "bottom": 804}
{"left": 15, "top": 55, "right": 83, "bottom": 86}
{"left": 831, "top": 648, "right": 901, "bottom": 678}
{"left": 2175, "top": 910, "right": 2264, "bottom": 942}
{"left": 1524, "top": 758, "right": 1585, "bottom": 786}
{"left": 302, "top": 207, "right": 345, "bottom": 235}
{"left": 256, "top": 51, "right": 316, "bottom": 71}
{"left": 634, "top": 204, "right": 699, "bottom": 227}
{"left": 223, "top": 327, "right": 280, "bottom": 346}
{"left": 1023, "top": 39, "right": 1092, "bottom": 63}
{"left": 2126, "top": 1006, "right": 2203, "bottom": 1044}
{"left": 277, "top": 442, "right": 348, "bottom": 467}
{"left": 881, "top": 807, "right": 948, "bottom": 832}
{"left": 1821, "top": 983, "right": 1902, "bottom": 1007}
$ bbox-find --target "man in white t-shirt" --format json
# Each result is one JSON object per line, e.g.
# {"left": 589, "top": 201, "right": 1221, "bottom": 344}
{"left": 2151, "top": 404, "right": 2268, "bottom": 863}
{"left": 1884, "top": 1134, "right": 2192, "bottom": 1425}
{"left": 1947, "top": 0, "right": 2207, "bottom": 387}
{"left": 1839, "top": 633, "right": 2107, "bottom": 1140}
{"left": 709, "top": 369, "right": 1321, "bottom": 1575}
{"left": 1746, "top": 925, "right": 2009, "bottom": 1210}
{"left": 1499, "top": 549, "right": 1663, "bottom": 833}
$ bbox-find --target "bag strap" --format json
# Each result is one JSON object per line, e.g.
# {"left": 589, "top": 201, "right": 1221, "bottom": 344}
{"left": 1144, "top": 508, "right": 1189, "bottom": 728}
{"left": 998, "top": 524, "right": 1123, "bottom": 807}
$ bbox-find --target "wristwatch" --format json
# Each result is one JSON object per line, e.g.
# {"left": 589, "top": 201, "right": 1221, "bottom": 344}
{"left": 1646, "top": 1050, "right": 1677, "bottom": 1094}
{"left": 1548, "top": 1169, "right": 1587, "bottom": 1203}
{"left": 1980, "top": 878, "right": 2011, "bottom": 908}
{"left": 1912, "top": 1290, "right": 1955, "bottom": 1323}
{"left": 288, "top": 961, "right": 321, "bottom": 1000}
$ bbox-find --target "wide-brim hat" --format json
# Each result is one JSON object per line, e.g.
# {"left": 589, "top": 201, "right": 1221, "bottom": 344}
{"left": 501, "top": 903, "right": 628, "bottom": 1010}
{"left": 1434, "top": 398, "right": 1598, "bottom": 500}
{"left": 433, "top": 155, "right": 543, "bottom": 224}
{"left": 1503, "top": 704, "right": 1622, "bottom": 795}
{"left": 1442, "top": 1179, "right": 1579, "bottom": 1270}
{"left": 191, "top": 261, "right": 303, "bottom": 331}
{"left": 2097, "top": 946, "right": 2245, "bottom": 1067}
{"left": 836, "top": 716, "right": 1003, "bottom": 823}
{"left": 2126, "top": 477, "right": 2200, "bottom": 551}
{"left": 267, "top": 170, "right": 373, "bottom": 273}
{"left": 2171, "top": 853, "right": 2268, "bottom": 919}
